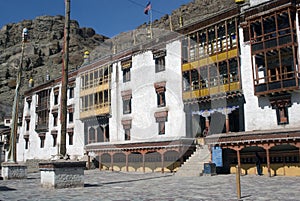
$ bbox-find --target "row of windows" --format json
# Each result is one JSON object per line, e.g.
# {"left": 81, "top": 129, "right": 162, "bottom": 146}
{"left": 122, "top": 56, "right": 166, "bottom": 83}
{"left": 247, "top": 8, "right": 298, "bottom": 96}
{"left": 25, "top": 111, "right": 74, "bottom": 133}
{"left": 53, "top": 87, "right": 74, "bottom": 105}
{"left": 24, "top": 132, "right": 74, "bottom": 150}
{"left": 80, "top": 65, "right": 111, "bottom": 90}
{"left": 249, "top": 11, "right": 294, "bottom": 43}
{"left": 182, "top": 18, "right": 237, "bottom": 63}
{"left": 80, "top": 90, "right": 110, "bottom": 112}
{"left": 183, "top": 58, "right": 239, "bottom": 91}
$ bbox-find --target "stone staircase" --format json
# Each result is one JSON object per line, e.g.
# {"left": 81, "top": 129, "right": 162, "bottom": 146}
{"left": 175, "top": 144, "right": 211, "bottom": 177}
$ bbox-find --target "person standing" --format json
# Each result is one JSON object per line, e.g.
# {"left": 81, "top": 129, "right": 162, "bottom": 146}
{"left": 255, "top": 152, "right": 263, "bottom": 175}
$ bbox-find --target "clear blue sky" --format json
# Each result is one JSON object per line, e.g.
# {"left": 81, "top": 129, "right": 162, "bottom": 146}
{"left": 0, "top": 0, "right": 191, "bottom": 38}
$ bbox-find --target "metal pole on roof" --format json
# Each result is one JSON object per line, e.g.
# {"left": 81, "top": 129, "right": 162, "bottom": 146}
{"left": 60, "top": 0, "right": 70, "bottom": 158}
{"left": 7, "top": 28, "right": 28, "bottom": 163}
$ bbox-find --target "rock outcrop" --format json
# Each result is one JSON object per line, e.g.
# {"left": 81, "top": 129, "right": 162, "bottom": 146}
{"left": 0, "top": 0, "right": 241, "bottom": 120}
{"left": 0, "top": 15, "right": 108, "bottom": 119}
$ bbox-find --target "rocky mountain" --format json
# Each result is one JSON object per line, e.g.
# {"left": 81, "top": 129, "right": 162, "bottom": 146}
{"left": 0, "top": 15, "right": 108, "bottom": 119}
{"left": 0, "top": 0, "right": 239, "bottom": 120}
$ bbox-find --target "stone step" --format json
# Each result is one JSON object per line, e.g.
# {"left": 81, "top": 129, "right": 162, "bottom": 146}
{"left": 175, "top": 145, "right": 211, "bottom": 177}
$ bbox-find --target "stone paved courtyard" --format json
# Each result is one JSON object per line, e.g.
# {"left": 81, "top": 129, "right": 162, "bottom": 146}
{"left": 1, "top": 170, "right": 300, "bottom": 201}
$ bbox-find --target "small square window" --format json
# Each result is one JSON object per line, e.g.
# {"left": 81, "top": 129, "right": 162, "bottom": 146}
{"left": 54, "top": 94, "right": 59, "bottom": 105}
{"left": 69, "top": 112, "right": 74, "bottom": 123}
{"left": 25, "top": 139, "right": 29, "bottom": 149}
{"left": 68, "top": 133, "right": 73, "bottom": 145}
{"left": 155, "top": 57, "right": 165, "bottom": 73}
{"left": 276, "top": 107, "right": 289, "bottom": 125}
{"left": 157, "top": 92, "right": 166, "bottom": 107}
{"left": 123, "top": 99, "right": 131, "bottom": 114}
{"left": 69, "top": 87, "right": 74, "bottom": 99}
{"left": 123, "top": 68, "right": 131, "bottom": 82}
{"left": 158, "top": 121, "right": 165, "bottom": 135}
{"left": 40, "top": 137, "right": 45, "bottom": 148}
{"left": 125, "top": 129, "right": 130, "bottom": 140}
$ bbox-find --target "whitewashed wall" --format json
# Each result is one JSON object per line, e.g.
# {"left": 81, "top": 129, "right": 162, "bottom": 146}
{"left": 17, "top": 79, "right": 84, "bottom": 162}
{"left": 250, "top": 0, "right": 271, "bottom": 7}
{"left": 109, "top": 40, "right": 185, "bottom": 143}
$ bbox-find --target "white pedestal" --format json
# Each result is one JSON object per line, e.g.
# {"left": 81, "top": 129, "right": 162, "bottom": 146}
{"left": 39, "top": 160, "right": 86, "bottom": 188}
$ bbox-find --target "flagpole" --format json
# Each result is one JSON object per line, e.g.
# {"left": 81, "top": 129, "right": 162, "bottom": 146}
{"left": 150, "top": 4, "right": 153, "bottom": 39}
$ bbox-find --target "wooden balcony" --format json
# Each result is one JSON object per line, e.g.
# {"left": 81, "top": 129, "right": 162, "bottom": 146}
{"left": 80, "top": 103, "right": 110, "bottom": 119}
{"left": 80, "top": 82, "right": 109, "bottom": 97}
{"left": 183, "top": 81, "right": 240, "bottom": 100}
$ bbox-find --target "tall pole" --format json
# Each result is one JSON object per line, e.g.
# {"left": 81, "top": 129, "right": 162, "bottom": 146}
{"left": 7, "top": 28, "right": 28, "bottom": 163}
{"left": 60, "top": 0, "right": 70, "bottom": 157}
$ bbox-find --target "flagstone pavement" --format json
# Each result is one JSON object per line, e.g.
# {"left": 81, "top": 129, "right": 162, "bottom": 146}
{"left": 1, "top": 169, "right": 300, "bottom": 201}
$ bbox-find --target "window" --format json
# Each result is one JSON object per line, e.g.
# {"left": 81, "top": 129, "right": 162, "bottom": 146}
{"left": 122, "top": 119, "right": 132, "bottom": 141}
{"left": 270, "top": 96, "right": 291, "bottom": 125}
{"left": 69, "top": 87, "right": 74, "bottom": 99}
{"left": 36, "top": 89, "right": 50, "bottom": 132}
{"left": 69, "top": 112, "right": 74, "bottom": 123}
{"left": 53, "top": 88, "right": 59, "bottom": 105}
{"left": 123, "top": 68, "right": 131, "bottom": 82}
{"left": 276, "top": 107, "right": 289, "bottom": 125}
{"left": 25, "top": 139, "right": 29, "bottom": 149}
{"left": 121, "top": 59, "right": 132, "bottom": 83}
{"left": 123, "top": 99, "right": 131, "bottom": 114}
{"left": 51, "top": 132, "right": 57, "bottom": 147}
{"left": 154, "top": 82, "right": 166, "bottom": 107}
{"left": 125, "top": 129, "right": 131, "bottom": 140}
{"left": 154, "top": 111, "right": 168, "bottom": 135}
{"left": 121, "top": 90, "right": 132, "bottom": 114}
{"left": 157, "top": 92, "right": 166, "bottom": 107}
{"left": 26, "top": 120, "right": 30, "bottom": 131}
{"left": 68, "top": 132, "right": 73, "bottom": 145}
{"left": 158, "top": 121, "right": 165, "bottom": 135}
{"left": 153, "top": 50, "right": 166, "bottom": 73}
{"left": 155, "top": 57, "right": 165, "bottom": 72}
{"left": 26, "top": 97, "right": 32, "bottom": 110}
{"left": 88, "top": 127, "right": 96, "bottom": 144}
{"left": 39, "top": 134, "right": 45, "bottom": 148}
{"left": 53, "top": 113, "right": 58, "bottom": 127}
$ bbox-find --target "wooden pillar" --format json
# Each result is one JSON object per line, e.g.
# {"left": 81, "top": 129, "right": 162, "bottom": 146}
{"left": 125, "top": 152, "right": 129, "bottom": 172}
{"left": 225, "top": 114, "right": 229, "bottom": 133}
{"left": 110, "top": 153, "right": 114, "bottom": 171}
{"left": 266, "top": 148, "right": 271, "bottom": 177}
{"left": 161, "top": 152, "right": 165, "bottom": 173}
{"left": 237, "top": 149, "right": 241, "bottom": 168}
{"left": 140, "top": 150, "right": 147, "bottom": 172}
{"left": 87, "top": 155, "right": 91, "bottom": 170}
{"left": 158, "top": 150, "right": 166, "bottom": 173}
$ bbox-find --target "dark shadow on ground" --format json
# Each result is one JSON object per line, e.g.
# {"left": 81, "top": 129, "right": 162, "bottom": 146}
{"left": 0, "top": 186, "right": 16, "bottom": 191}
{"left": 241, "top": 195, "right": 251, "bottom": 199}
{"left": 84, "top": 183, "right": 101, "bottom": 187}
